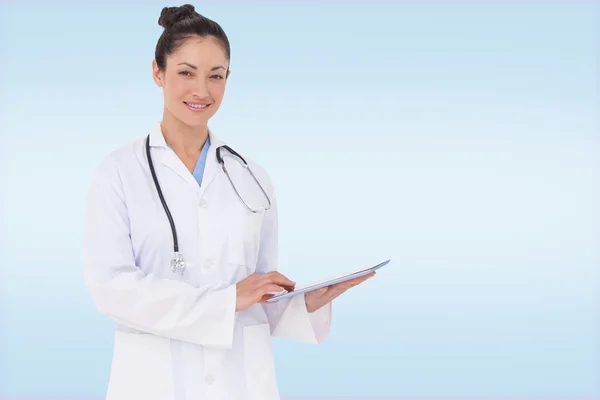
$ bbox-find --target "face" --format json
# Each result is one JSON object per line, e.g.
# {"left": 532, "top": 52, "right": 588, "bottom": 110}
{"left": 152, "top": 35, "right": 230, "bottom": 128}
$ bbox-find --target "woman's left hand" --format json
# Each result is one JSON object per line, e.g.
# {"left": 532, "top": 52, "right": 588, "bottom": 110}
{"left": 304, "top": 271, "right": 376, "bottom": 313}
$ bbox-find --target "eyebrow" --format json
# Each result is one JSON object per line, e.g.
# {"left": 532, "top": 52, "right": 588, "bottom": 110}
{"left": 177, "top": 62, "right": 227, "bottom": 71}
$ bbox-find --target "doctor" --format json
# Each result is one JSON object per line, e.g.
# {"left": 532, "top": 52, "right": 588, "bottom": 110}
{"left": 82, "top": 4, "right": 375, "bottom": 400}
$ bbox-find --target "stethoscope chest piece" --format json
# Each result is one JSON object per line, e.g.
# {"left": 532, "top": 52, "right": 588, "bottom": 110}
{"left": 171, "top": 252, "right": 185, "bottom": 275}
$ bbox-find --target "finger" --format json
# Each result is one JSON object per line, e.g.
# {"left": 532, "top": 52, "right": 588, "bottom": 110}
{"left": 347, "top": 273, "right": 375, "bottom": 286}
{"left": 262, "top": 271, "right": 296, "bottom": 287}
{"left": 252, "top": 284, "right": 285, "bottom": 299}
{"left": 259, "top": 294, "right": 275, "bottom": 303}
{"left": 256, "top": 284, "right": 287, "bottom": 296}
{"left": 326, "top": 284, "right": 349, "bottom": 296}
{"left": 318, "top": 273, "right": 376, "bottom": 301}
{"left": 358, "top": 271, "right": 376, "bottom": 280}
{"left": 258, "top": 279, "right": 294, "bottom": 289}
{"left": 337, "top": 279, "right": 359, "bottom": 289}
{"left": 345, "top": 277, "right": 371, "bottom": 289}
{"left": 331, "top": 276, "right": 367, "bottom": 292}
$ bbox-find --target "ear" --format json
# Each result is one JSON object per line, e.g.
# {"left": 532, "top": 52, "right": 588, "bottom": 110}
{"left": 226, "top": 69, "right": 231, "bottom": 79}
{"left": 152, "top": 59, "right": 164, "bottom": 87}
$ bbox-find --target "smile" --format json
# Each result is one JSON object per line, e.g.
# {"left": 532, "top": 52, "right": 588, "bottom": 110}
{"left": 184, "top": 101, "right": 211, "bottom": 112}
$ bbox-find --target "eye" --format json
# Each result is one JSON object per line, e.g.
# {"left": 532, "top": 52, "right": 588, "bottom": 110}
{"left": 210, "top": 75, "right": 224, "bottom": 80}
{"left": 179, "top": 71, "right": 193, "bottom": 76}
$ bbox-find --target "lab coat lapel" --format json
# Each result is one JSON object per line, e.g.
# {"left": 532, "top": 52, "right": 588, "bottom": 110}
{"left": 160, "top": 150, "right": 198, "bottom": 188}
{"left": 148, "top": 123, "right": 212, "bottom": 189}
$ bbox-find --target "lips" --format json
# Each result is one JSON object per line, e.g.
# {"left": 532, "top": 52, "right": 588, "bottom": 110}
{"left": 184, "top": 101, "right": 211, "bottom": 112}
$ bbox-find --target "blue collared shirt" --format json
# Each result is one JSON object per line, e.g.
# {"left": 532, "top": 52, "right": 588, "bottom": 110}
{"left": 193, "top": 136, "right": 211, "bottom": 186}
{"left": 167, "top": 136, "right": 211, "bottom": 186}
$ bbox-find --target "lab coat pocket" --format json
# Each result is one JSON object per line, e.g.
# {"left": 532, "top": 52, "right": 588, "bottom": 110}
{"left": 243, "top": 323, "right": 280, "bottom": 400}
{"left": 226, "top": 211, "right": 264, "bottom": 271}
{"left": 106, "top": 331, "right": 174, "bottom": 400}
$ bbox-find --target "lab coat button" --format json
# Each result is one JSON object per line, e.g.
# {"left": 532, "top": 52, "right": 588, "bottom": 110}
{"left": 205, "top": 375, "right": 216, "bottom": 385}
{"left": 199, "top": 199, "right": 208, "bottom": 208}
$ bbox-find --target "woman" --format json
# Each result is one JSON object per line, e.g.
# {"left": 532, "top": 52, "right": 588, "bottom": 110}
{"left": 82, "top": 5, "right": 375, "bottom": 400}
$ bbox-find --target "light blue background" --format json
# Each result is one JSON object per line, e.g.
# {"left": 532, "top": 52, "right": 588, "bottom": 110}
{"left": 0, "top": 1, "right": 598, "bottom": 399}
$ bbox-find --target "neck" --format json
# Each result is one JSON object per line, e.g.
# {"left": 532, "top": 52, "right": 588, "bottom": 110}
{"left": 160, "top": 111, "right": 209, "bottom": 156}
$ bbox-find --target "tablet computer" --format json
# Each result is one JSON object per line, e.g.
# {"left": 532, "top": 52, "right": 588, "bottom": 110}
{"left": 265, "top": 259, "right": 390, "bottom": 303}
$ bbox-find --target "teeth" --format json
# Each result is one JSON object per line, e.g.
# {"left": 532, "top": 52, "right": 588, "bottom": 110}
{"left": 187, "top": 103, "right": 208, "bottom": 109}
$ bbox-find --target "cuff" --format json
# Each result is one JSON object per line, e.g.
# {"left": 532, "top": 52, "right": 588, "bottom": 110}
{"left": 271, "top": 294, "right": 332, "bottom": 344}
{"left": 307, "top": 298, "right": 332, "bottom": 343}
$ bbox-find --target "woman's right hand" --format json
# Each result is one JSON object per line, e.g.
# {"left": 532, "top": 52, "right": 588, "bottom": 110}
{"left": 235, "top": 271, "right": 296, "bottom": 312}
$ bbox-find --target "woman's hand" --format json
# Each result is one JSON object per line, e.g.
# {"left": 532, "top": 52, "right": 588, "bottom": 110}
{"left": 304, "top": 271, "right": 376, "bottom": 313}
{"left": 235, "top": 272, "right": 296, "bottom": 312}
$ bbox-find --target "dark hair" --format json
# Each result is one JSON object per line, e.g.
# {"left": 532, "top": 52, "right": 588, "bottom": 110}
{"left": 155, "top": 4, "right": 231, "bottom": 71}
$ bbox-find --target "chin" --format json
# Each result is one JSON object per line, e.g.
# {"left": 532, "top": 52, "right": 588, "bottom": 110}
{"left": 174, "top": 113, "right": 210, "bottom": 127}
{"left": 181, "top": 109, "right": 217, "bottom": 127}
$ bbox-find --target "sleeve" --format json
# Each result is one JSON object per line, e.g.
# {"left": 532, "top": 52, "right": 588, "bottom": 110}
{"left": 82, "top": 155, "right": 237, "bottom": 349}
{"left": 255, "top": 186, "right": 332, "bottom": 344}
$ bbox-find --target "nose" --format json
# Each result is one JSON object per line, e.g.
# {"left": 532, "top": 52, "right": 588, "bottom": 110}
{"left": 191, "top": 77, "right": 210, "bottom": 98}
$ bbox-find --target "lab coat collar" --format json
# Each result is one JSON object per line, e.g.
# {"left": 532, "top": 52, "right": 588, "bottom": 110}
{"left": 147, "top": 122, "right": 225, "bottom": 149}
{"left": 147, "top": 122, "right": 225, "bottom": 194}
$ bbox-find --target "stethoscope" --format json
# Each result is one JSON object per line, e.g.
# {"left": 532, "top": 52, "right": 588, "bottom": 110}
{"left": 145, "top": 134, "right": 272, "bottom": 275}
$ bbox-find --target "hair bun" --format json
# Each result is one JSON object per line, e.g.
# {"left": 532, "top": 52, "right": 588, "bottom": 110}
{"left": 158, "top": 4, "right": 196, "bottom": 29}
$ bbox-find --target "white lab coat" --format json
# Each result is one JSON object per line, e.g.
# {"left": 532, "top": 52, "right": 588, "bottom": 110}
{"left": 82, "top": 123, "right": 332, "bottom": 400}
